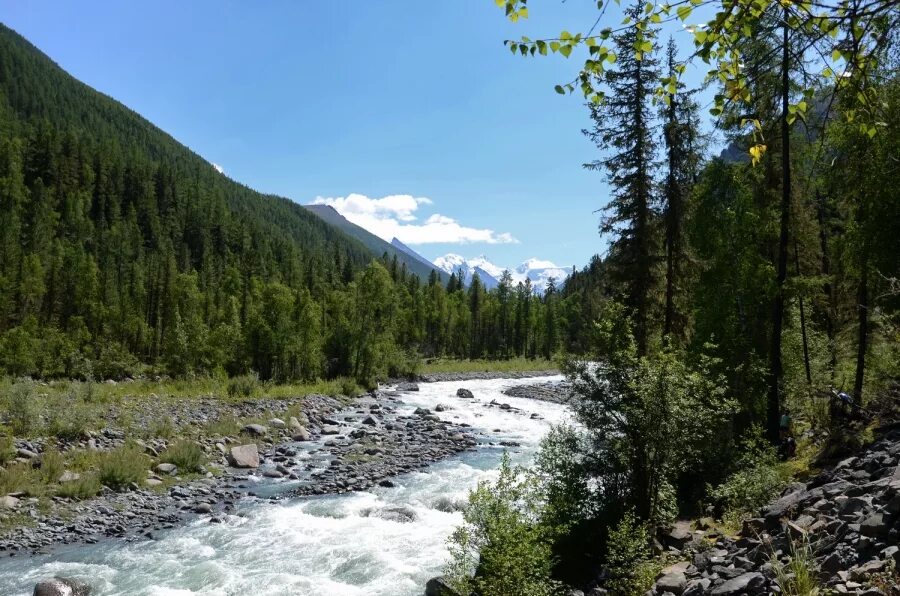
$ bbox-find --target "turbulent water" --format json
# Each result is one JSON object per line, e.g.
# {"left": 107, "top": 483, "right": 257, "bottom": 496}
{"left": 0, "top": 376, "right": 569, "bottom": 596}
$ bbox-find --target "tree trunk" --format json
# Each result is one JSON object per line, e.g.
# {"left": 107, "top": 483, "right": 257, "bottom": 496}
{"left": 816, "top": 191, "right": 837, "bottom": 379}
{"left": 767, "top": 11, "right": 791, "bottom": 443}
{"left": 854, "top": 247, "right": 869, "bottom": 403}
{"left": 794, "top": 238, "right": 812, "bottom": 384}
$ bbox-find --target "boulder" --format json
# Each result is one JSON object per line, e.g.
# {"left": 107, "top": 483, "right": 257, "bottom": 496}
{"left": 288, "top": 417, "right": 304, "bottom": 431}
{"left": 710, "top": 572, "right": 765, "bottom": 595}
{"left": 372, "top": 505, "right": 418, "bottom": 523}
{"left": 397, "top": 382, "right": 420, "bottom": 392}
{"left": 58, "top": 471, "right": 80, "bottom": 483}
{"left": 268, "top": 418, "right": 286, "bottom": 429}
{"left": 33, "top": 577, "right": 91, "bottom": 596}
{"left": 362, "top": 415, "right": 379, "bottom": 426}
{"left": 860, "top": 513, "right": 889, "bottom": 537}
{"left": 292, "top": 427, "right": 312, "bottom": 442}
{"left": 241, "top": 424, "right": 267, "bottom": 437}
{"left": 155, "top": 463, "right": 177, "bottom": 475}
{"left": 424, "top": 576, "right": 459, "bottom": 596}
{"left": 456, "top": 388, "right": 474, "bottom": 399}
{"left": 656, "top": 570, "right": 688, "bottom": 595}
{"left": 227, "top": 444, "right": 260, "bottom": 468}
{"left": 0, "top": 495, "right": 20, "bottom": 509}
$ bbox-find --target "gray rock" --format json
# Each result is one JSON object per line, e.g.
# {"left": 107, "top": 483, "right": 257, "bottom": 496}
{"left": 17, "top": 448, "right": 38, "bottom": 459}
{"left": 227, "top": 444, "right": 260, "bottom": 468}
{"left": 58, "top": 471, "right": 80, "bottom": 483}
{"left": 456, "top": 388, "right": 474, "bottom": 399}
{"left": 241, "top": 424, "right": 267, "bottom": 437}
{"left": 424, "top": 576, "right": 459, "bottom": 596}
{"left": 155, "top": 463, "right": 177, "bottom": 475}
{"left": 656, "top": 571, "right": 688, "bottom": 595}
{"left": 397, "top": 382, "right": 420, "bottom": 392}
{"left": 268, "top": 418, "right": 286, "bottom": 429}
{"left": 710, "top": 572, "right": 765, "bottom": 595}
{"left": 33, "top": 577, "right": 91, "bottom": 596}
{"left": 288, "top": 417, "right": 304, "bottom": 431}
{"left": 860, "top": 513, "right": 888, "bottom": 537}
{"left": 373, "top": 505, "right": 418, "bottom": 523}
{"left": 292, "top": 427, "right": 311, "bottom": 441}
{"left": 362, "top": 415, "right": 379, "bottom": 426}
{"left": 0, "top": 495, "right": 20, "bottom": 509}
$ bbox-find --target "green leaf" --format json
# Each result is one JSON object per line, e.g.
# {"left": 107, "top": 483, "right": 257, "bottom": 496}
{"left": 554, "top": 84, "right": 566, "bottom": 95}
{"left": 677, "top": 6, "right": 693, "bottom": 21}
{"left": 559, "top": 44, "right": 572, "bottom": 58}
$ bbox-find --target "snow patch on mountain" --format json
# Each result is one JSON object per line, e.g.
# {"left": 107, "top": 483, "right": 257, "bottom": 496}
{"left": 434, "top": 254, "right": 571, "bottom": 293}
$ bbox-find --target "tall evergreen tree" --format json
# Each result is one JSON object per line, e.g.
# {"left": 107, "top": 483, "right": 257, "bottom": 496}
{"left": 583, "top": 2, "right": 661, "bottom": 356}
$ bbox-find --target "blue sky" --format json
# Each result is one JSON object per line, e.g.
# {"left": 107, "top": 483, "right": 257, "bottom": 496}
{"left": 4, "top": 1, "right": 712, "bottom": 271}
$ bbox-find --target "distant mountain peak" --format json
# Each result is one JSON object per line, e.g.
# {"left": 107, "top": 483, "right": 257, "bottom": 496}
{"left": 433, "top": 254, "right": 572, "bottom": 293}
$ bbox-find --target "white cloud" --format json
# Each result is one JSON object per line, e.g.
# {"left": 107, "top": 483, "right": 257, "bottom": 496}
{"left": 312, "top": 193, "right": 518, "bottom": 245}
{"left": 212, "top": 163, "right": 224, "bottom": 174}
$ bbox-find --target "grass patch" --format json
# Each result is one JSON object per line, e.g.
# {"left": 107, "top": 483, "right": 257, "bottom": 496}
{"left": 772, "top": 537, "right": 821, "bottom": 596}
{"left": 159, "top": 440, "right": 205, "bottom": 473}
{"left": 419, "top": 358, "right": 557, "bottom": 375}
{"left": 97, "top": 445, "right": 149, "bottom": 490}
{"left": 56, "top": 473, "right": 101, "bottom": 499}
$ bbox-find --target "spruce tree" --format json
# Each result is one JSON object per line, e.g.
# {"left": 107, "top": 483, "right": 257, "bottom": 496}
{"left": 583, "top": 1, "right": 661, "bottom": 356}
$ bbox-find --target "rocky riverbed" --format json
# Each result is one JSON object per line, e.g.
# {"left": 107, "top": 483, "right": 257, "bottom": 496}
{"left": 0, "top": 387, "right": 484, "bottom": 558}
{"left": 646, "top": 425, "right": 900, "bottom": 596}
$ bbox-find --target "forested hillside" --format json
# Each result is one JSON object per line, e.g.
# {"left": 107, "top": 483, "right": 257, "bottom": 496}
{"left": 0, "top": 24, "right": 562, "bottom": 383}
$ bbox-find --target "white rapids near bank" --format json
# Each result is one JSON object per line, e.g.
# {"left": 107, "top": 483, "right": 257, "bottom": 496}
{"left": 0, "top": 376, "right": 570, "bottom": 596}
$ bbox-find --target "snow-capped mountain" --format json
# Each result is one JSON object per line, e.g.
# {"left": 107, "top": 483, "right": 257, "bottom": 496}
{"left": 434, "top": 254, "right": 571, "bottom": 293}
{"left": 433, "top": 254, "right": 500, "bottom": 290}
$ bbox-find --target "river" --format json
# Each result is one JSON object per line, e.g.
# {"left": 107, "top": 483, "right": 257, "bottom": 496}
{"left": 0, "top": 375, "right": 569, "bottom": 596}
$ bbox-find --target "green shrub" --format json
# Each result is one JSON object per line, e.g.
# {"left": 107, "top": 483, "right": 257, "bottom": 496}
{"left": 708, "top": 427, "right": 786, "bottom": 528}
{"left": 0, "top": 433, "right": 16, "bottom": 464}
{"left": 605, "top": 512, "right": 661, "bottom": 596}
{"left": 0, "top": 462, "right": 38, "bottom": 495}
{"left": 98, "top": 445, "right": 149, "bottom": 490}
{"left": 38, "top": 449, "right": 65, "bottom": 484}
{"left": 56, "top": 473, "right": 102, "bottom": 499}
{"left": 45, "top": 391, "right": 95, "bottom": 440}
{"left": 445, "top": 454, "right": 561, "bottom": 596}
{"left": 148, "top": 417, "right": 176, "bottom": 439}
{"left": 159, "top": 441, "right": 205, "bottom": 473}
{"left": 205, "top": 416, "right": 241, "bottom": 437}
{"left": 339, "top": 377, "right": 360, "bottom": 397}
{"left": 6, "top": 381, "right": 40, "bottom": 436}
{"left": 227, "top": 373, "right": 260, "bottom": 399}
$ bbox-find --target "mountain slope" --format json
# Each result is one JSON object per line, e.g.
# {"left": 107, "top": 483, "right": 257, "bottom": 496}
{"left": 303, "top": 204, "right": 443, "bottom": 281}
{"left": 0, "top": 23, "right": 388, "bottom": 378}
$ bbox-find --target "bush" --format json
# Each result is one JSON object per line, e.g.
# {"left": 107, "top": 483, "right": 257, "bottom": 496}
{"left": 445, "top": 454, "right": 561, "bottom": 596}
{"left": 0, "top": 433, "right": 16, "bottom": 464}
{"left": 605, "top": 512, "right": 661, "bottom": 596}
{"left": 56, "top": 473, "right": 102, "bottom": 499}
{"left": 708, "top": 428, "right": 786, "bottom": 528}
{"left": 45, "top": 391, "right": 95, "bottom": 440}
{"left": 159, "top": 441, "right": 205, "bottom": 473}
{"left": 6, "top": 381, "right": 40, "bottom": 436}
{"left": 98, "top": 445, "right": 149, "bottom": 490}
{"left": 0, "top": 462, "right": 37, "bottom": 495}
{"left": 38, "top": 449, "right": 65, "bottom": 484}
{"left": 227, "top": 373, "right": 260, "bottom": 399}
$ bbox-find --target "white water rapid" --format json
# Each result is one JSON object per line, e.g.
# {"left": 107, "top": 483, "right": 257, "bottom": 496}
{"left": 0, "top": 376, "right": 569, "bottom": 596}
